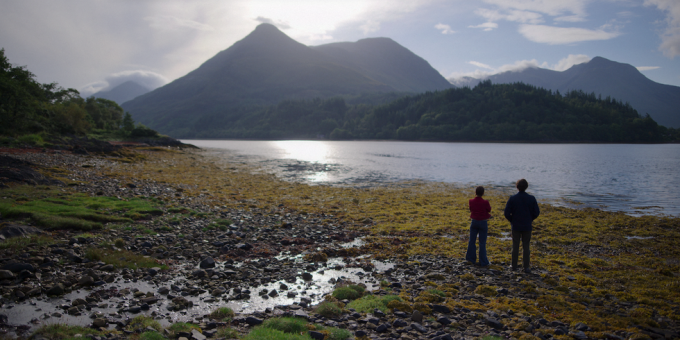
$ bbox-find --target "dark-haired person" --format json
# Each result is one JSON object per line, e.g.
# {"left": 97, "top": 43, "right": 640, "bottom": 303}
{"left": 466, "top": 186, "right": 492, "bottom": 267}
{"left": 504, "top": 179, "right": 540, "bottom": 273}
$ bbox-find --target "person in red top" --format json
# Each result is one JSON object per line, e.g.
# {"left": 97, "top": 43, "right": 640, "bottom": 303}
{"left": 466, "top": 186, "right": 492, "bottom": 267}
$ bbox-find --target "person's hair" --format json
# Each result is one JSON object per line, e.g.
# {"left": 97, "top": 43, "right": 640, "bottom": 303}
{"left": 475, "top": 186, "right": 484, "bottom": 196}
{"left": 516, "top": 179, "right": 528, "bottom": 192}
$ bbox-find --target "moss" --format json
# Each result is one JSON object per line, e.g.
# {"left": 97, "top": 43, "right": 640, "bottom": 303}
{"left": 475, "top": 285, "right": 498, "bottom": 297}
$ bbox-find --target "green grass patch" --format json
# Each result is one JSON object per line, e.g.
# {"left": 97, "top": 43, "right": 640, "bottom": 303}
{"left": 0, "top": 189, "right": 164, "bottom": 230}
{"left": 85, "top": 248, "right": 166, "bottom": 270}
{"left": 346, "top": 294, "right": 402, "bottom": 313}
{"left": 126, "top": 315, "right": 161, "bottom": 332}
{"left": 216, "top": 327, "right": 239, "bottom": 339}
{"left": 140, "top": 331, "right": 166, "bottom": 340}
{"left": 314, "top": 301, "right": 342, "bottom": 318}
{"left": 30, "top": 323, "right": 106, "bottom": 340}
{"left": 261, "top": 317, "right": 308, "bottom": 334}
{"left": 0, "top": 233, "right": 55, "bottom": 250}
{"left": 167, "top": 322, "right": 200, "bottom": 337}
{"left": 332, "top": 285, "right": 364, "bottom": 300}
{"left": 209, "top": 307, "right": 234, "bottom": 320}
{"left": 243, "top": 327, "right": 311, "bottom": 340}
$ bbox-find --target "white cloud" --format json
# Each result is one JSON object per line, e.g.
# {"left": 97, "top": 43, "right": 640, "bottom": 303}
{"left": 79, "top": 70, "right": 169, "bottom": 97}
{"left": 475, "top": 8, "right": 543, "bottom": 24}
{"left": 469, "top": 61, "right": 493, "bottom": 69}
{"left": 144, "top": 15, "right": 214, "bottom": 31}
{"left": 481, "top": 0, "right": 587, "bottom": 18}
{"left": 518, "top": 24, "right": 621, "bottom": 44}
{"left": 644, "top": 0, "right": 680, "bottom": 58}
{"left": 469, "top": 22, "right": 499, "bottom": 31}
{"left": 637, "top": 66, "right": 661, "bottom": 71}
{"left": 554, "top": 15, "right": 587, "bottom": 23}
{"left": 435, "top": 23, "right": 456, "bottom": 34}
{"left": 360, "top": 20, "right": 381, "bottom": 34}
{"left": 553, "top": 54, "right": 591, "bottom": 71}
{"left": 447, "top": 55, "right": 591, "bottom": 83}
{"left": 254, "top": 16, "right": 291, "bottom": 30}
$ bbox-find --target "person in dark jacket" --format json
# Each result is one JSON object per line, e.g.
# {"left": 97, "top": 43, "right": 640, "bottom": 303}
{"left": 466, "top": 186, "right": 492, "bottom": 267}
{"left": 504, "top": 179, "right": 540, "bottom": 273}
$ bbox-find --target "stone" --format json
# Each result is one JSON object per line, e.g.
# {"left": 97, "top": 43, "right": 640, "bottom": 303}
{"left": 486, "top": 318, "right": 504, "bottom": 330}
{"left": 431, "top": 304, "right": 450, "bottom": 313}
{"left": 245, "top": 316, "right": 263, "bottom": 326}
{"left": 376, "top": 324, "right": 389, "bottom": 333}
{"left": 46, "top": 283, "right": 65, "bottom": 296}
{"left": 309, "top": 331, "right": 325, "bottom": 340}
{"left": 0, "top": 270, "right": 14, "bottom": 279}
{"left": 78, "top": 276, "right": 95, "bottom": 286}
{"left": 302, "top": 272, "right": 313, "bottom": 281}
{"left": 199, "top": 257, "right": 215, "bottom": 269}
{"left": 355, "top": 330, "right": 367, "bottom": 337}
{"left": 3, "top": 262, "right": 34, "bottom": 273}
{"left": 411, "top": 322, "right": 428, "bottom": 333}
{"left": 411, "top": 310, "right": 423, "bottom": 323}
{"left": 437, "top": 316, "right": 452, "bottom": 325}
{"left": 393, "top": 319, "right": 409, "bottom": 328}
{"left": 92, "top": 318, "right": 108, "bottom": 328}
{"left": 191, "top": 329, "right": 206, "bottom": 340}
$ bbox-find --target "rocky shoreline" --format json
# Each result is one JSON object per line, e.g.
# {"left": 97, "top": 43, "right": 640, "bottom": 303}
{"left": 0, "top": 147, "right": 678, "bottom": 340}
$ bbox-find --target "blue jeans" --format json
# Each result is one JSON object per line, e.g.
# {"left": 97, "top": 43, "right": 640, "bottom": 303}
{"left": 466, "top": 219, "right": 489, "bottom": 266}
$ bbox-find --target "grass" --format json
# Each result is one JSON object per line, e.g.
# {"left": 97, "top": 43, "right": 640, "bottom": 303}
{"left": 0, "top": 186, "right": 163, "bottom": 230}
{"left": 0, "top": 233, "right": 55, "bottom": 250}
{"left": 346, "top": 294, "right": 402, "bottom": 313}
{"left": 167, "top": 322, "right": 200, "bottom": 337}
{"left": 261, "top": 317, "right": 308, "bottom": 334}
{"left": 126, "top": 316, "right": 161, "bottom": 333}
{"left": 209, "top": 307, "right": 234, "bottom": 320}
{"left": 216, "top": 327, "right": 240, "bottom": 339}
{"left": 85, "top": 247, "right": 166, "bottom": 270}
{"left": 243, "top": 327, "right": 311, "bottom": 340}
{"left": 29, "top": 323, "right": 107, "bottom": 340}
{"left": 139, "top": 331, "right": 166, "bottom": 340}
{"left": 331, "top": 285, "right": 364, "bottom": 300}
{"left": 314, "top": 301, "right": 343, "bottom": 318}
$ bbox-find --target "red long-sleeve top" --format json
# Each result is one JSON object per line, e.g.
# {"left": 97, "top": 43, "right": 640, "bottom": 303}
{"left": 469, "top": 197, "right": 491, "bottom": 220}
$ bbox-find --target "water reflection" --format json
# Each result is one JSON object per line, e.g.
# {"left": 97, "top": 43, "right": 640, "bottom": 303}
{"left": 270, "top": 141, "right": 331, "bottom": 163}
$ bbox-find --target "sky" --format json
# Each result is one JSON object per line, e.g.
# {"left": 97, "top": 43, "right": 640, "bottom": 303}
{"left": 1, "top": 0, "right": 679, "bottom": 97}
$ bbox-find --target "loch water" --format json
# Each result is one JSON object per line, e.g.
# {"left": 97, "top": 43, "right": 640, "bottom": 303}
{"left": 184, "top": 140, "right": 680, "bottom": 217}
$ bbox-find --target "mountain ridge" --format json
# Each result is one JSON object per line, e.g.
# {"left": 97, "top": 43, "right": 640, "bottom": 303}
{"left": 92, "top": 80, "right": 150, "bottom": 105}
{"left": 122, "top": 24, "right": 451, "bottom": 135}
{"left": 455, "top": 57, "right": 680, "bottom": 128}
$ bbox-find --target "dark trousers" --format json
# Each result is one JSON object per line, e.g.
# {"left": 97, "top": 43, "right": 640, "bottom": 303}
{"left": 512, "top": 230, "right": 532, "bottom": 269}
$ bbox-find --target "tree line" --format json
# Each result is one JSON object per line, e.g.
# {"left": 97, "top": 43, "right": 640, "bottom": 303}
{"left": 0, "top": 49, "right": 158, "bottom": 139}
{"left": 185, "top": 80, "right": 679, "bottom": 142}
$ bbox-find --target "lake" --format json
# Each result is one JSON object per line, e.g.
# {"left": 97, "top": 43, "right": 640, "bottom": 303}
{"left": 183, "top": 140, "right": 680, "bottom": 217}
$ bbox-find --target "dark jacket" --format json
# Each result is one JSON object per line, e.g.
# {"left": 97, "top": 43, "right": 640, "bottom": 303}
{"left": 504, "top": 191, "right": 540, "bottom": 231}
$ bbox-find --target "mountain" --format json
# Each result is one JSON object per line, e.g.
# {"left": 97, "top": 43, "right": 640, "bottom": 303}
{"left": 92, "top": 80, "right": 150, "bottom": 105}
{"left": 453, "top": 57, "right": 680, "bottom": 128}
{"left": 122, "top": 24, "right": 452, "bottom": 137}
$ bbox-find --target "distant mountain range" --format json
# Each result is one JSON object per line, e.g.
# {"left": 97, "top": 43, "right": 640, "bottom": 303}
{"left": 92, "top": 80, "right": 150, "bottom": 105}
{"left": 122, "top": 23, "right": 452, "bottom": 136}
{"left": 453, "top": 57, "right": 680, "bottom": 128}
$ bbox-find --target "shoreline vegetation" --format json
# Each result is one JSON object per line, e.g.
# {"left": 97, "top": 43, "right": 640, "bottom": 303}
{"left": 0, "top": 144, "right": 678, "bottom": 339}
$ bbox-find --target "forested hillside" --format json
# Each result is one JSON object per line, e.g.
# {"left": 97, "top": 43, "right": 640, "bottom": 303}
{"left": 187, "top": 81, "right": 679, "bottom": 142}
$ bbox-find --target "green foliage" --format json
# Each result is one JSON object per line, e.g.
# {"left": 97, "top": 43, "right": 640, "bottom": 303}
{"left": 29, "top": 323, "right": 106, "bottom": 340}
{"left": 346, "top": 294, "right": 402, "bottom": 313}
{"left": 314, "top": 301, "right": 343, "bottom": 318}
{"left": 181, "top": 82, "right": 677, "bottom": 142}
{"left": 167, "top": 322, "right": 200, "bottom": 337}
{"left": 261, "top": 317, "right": 308, "bottom": 334}
{"left": 0, "top": 191, "right": 162, "bottom": 230}
{"left": 209, "top": 307, "right": 234, "bottom": 320}
{"left": 0, "top": 48, "right": 160, "bottom": 139}
{"left": 243, "top": 327, "right": 311, "bottom": 340}
{"left": 140, "top": 331, "right": 166, "bottom": 340}
{"left": 332, "top": 285, "right": 364, "bottom": 300}
{"left": 85, "top": 247, "right": 166, "bottom": 270}
{"left": 127, "top": 315, "right": 162, "bottom": 332}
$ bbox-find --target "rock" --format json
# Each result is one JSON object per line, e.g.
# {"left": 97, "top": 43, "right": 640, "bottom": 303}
{"left": 411, "top": 322, "right": 428, "bottom": 333}
{"left": 302, "top": 272, "right": 313, "bottom": 281}
{"left": 192, "top": 269, "right": 208, "bottom": 278}
{"left": 393, "top": 319, "right": 409, "bottom": 328}
{"left": 355, "top": 330, "right": 367, "bottom": 337}
{"left": 246, "top": 316, "right": 263, "bottom": 326}
{"left": 92, "top": 318, "right": 108, "bottom": 328}
{"left": 46, "top": 283, "right": 65, "bottom": 296}
{"left": 237, "top": 243, "right": 253, "bottom": 251}
{"left": 431, "top": 304, "right": 450, "bottom": 313}
{"left": 78, "top": 276, "right": 95, "bottom": 286}
{"left": 574, "top": 322, "right": 590, "bottom": 331}
{"left": 411, "top": 310, "right": 423, "bottom": 323}
{"left": 437, "top": 316, "right": 452, "bottom": 325}
{"left": 570, "top": 331, "right": 588, "bottom": 339}
{"left": 100, "top": 264, "right": 115, "bottom": 272}
{"left": 485, "top": 318, "right": 504, "bottom": 330}
{"left": 199, "top": 257, "right": 215, "bottom": 269}
{"left": 3, "top": 262, "right": 34, "bottom": 273}
{"left": 376, "top": 324, "right": 389, "bottom": 333}
{"left": 0, "top": 270, "right": 14, "bottom": 279}
{"left": 158, "top": 287, "right": 170, "bottom": 294}
{"left": 309, "top": 331, "right": 325, "bottom": 340}
{"left": 191, "top": 329, "right": 206, "bottom": 340}
{"left": 0, "top": 224, "right": 43, "bottom": 239}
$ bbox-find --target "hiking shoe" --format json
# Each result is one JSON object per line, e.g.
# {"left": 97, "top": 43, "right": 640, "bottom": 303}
{"left": 509, "top": 266, "right": 519, "bottom": 271}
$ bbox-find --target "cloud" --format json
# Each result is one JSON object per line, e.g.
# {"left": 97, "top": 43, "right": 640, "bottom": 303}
{"left": 518, "top": 24, "right": 621, "bottom": 44}
{"left": 254, "top": 16, "right": 291, "bottom": 30}
{"left": 144, "top": 15, "right": 214, "bottom": 31}
{"left": 469, "top": 22, "right": 499, "bottom": 31}
{"left": 481, "top": 0, "right": 587, "bottom": 18}
{"left": 553, "top": 54, "right": 590, "bottom": 71}
{"left": 469, "top": 61, "right": 493, "bottom": 69}
{"left": 360, "top": 20, "right": 381, "bottom": 34}
{"left": 637, "top": 66, "right": 661, "bottom": 71}
{"left": 435, "top": 23, "right": 456, "bottom": 34}
{"left": 447, "top": 54, "right": 591, "bottom": 84}
{"left": 644, "top": 0, "right": 680, "bottom": 58}
{"left": 79, "top": 70, "right": 168, "bottom": 97}
{"left": 475, "top": 8, "right": 543, "bottom": 24}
